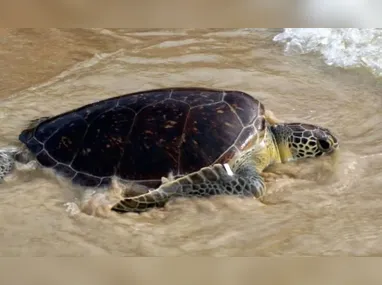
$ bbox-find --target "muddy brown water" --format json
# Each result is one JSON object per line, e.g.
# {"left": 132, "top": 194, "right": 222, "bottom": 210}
{"left": 0, "top": 28, "right": 382, "bottom": 256}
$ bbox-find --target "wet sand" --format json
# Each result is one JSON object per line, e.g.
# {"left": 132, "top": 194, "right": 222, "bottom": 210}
{"left": 1, "top": 29, "right": 382, "bottom": 256}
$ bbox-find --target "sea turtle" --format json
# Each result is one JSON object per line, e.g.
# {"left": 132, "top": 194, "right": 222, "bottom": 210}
{"left": 0, "top": 87, "right": 339, "bottom": 214}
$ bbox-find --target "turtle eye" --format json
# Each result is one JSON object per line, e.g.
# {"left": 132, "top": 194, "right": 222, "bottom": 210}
{"left": 318, "top": 139, "right": 331, "bottom": 150}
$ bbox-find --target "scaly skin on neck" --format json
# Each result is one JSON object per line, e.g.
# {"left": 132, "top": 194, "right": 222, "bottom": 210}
{"left": 269, "top": 124, "right": 294, "bottom": 163}
{"left": 231, "top": 127, "right": 282, "bottom": 174}
{"left": 260, "top": 126, "right": 283, "bottom": 169}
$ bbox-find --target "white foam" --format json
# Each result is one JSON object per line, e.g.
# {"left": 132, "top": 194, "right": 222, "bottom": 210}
{"left": 273, "top": 28, "right": 382, "bottom": 77}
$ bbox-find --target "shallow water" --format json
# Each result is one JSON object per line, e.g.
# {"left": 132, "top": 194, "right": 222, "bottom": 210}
{"left": 1, "top": 28, "right": 382, "bottom": 256}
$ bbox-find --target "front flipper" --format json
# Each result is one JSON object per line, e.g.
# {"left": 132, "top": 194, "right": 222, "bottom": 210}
{"left": 111, "top": 163, "right": 266, "bottom": 213}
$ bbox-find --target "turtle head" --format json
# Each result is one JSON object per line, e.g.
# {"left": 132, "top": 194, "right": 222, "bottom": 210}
{"left": 270, "top": 123, "right": 339, "bottom": 163}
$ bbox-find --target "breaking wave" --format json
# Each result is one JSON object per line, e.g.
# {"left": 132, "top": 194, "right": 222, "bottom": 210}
{"left": 273, "top": 28, "right": 382, "bottom": 77}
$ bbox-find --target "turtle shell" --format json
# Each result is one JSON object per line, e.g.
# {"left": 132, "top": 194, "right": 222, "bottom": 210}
{"left": 19, "top": 87, "right": 266, "bottom": 188}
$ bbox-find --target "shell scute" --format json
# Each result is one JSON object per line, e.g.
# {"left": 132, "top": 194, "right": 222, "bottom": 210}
{"left": 224, "top": 91, "right": 262, "bottom": 125}
{"left": 21, "top": 88, "right": 262, "bottom": 188}
{"left": 71, "top": 106, "right": 136, "bottom": 177}
{"left": 179, "top": 102, "right": 242, "bottom": 173}
{"left": 117, "top": 99, "right": 189, "bottom": 180}
{"left": 171, "top": 88, "right": 223, "bottom": 106}
{"left": 44, "top": 119, "right": 88, "bottom": 164}
{"left": 36, "top": 151, "right": 57, "bottom": 167}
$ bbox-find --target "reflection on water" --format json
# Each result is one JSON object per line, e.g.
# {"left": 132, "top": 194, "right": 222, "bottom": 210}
{"left": 0, "top": 29, "right": 382, "bottom": 256}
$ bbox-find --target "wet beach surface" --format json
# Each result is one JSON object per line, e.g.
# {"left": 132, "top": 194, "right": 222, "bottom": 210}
{"left": 0, "top": 29, "right": 382, "bottom": 256}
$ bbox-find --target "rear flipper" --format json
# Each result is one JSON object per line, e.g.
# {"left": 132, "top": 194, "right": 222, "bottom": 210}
{"left": 111, "top": 163, "right": 266, "bottom": 213}
{"left": 66, "top": 177, "right": 166, "bottom": 216}
{"left": 0, "top": 147, "right": 18, "bottom": 182}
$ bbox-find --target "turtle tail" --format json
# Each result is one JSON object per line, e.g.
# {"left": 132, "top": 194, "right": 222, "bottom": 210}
{"left": 111, "top": 182, "right": 180, "bottom": 213}
{"left": 0, "top": 147, "right": 18, "bottom": 182}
